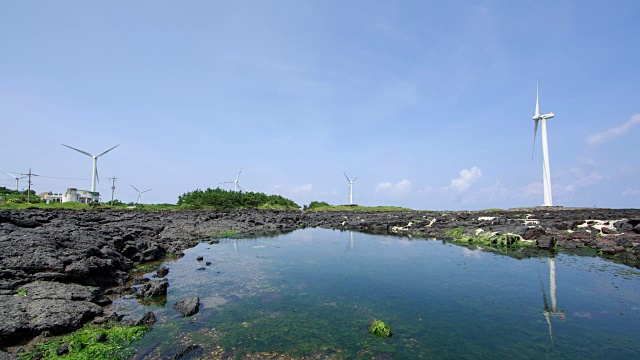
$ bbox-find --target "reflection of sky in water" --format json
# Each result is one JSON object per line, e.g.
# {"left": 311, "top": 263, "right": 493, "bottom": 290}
{"left": 117, "top": 228, "right": 640, "bottom": 359}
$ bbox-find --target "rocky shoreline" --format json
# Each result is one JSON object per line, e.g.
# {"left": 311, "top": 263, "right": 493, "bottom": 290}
{"left": 1, "top": 207, "right": 639, "bottom": 356}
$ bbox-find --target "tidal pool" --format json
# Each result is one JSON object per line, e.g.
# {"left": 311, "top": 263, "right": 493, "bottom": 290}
{"left": 114, "top": 228, "right": 640, "bottom": 359}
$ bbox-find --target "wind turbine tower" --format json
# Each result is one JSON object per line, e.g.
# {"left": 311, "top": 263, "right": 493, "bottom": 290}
{"left": 343, "top": 172, "right": 357, "bottom": 205}
{"left": 222, "top": 167, "right": 244, "bottom": 192}
{"left": 531, "top": 83, "right": 555, "bottom": 206}
{"left": 5, "top": 172, "right": 26, "bottom": 192}
{"left": 131, "top": 185, "right": 152, "bottom": 204}
{"left": 61, "top": 144, "right": 119, "bottom": 193}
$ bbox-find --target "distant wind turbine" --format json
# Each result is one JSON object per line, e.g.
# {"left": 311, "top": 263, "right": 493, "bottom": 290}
{"left": 531, "top": 82, "right": 555, "bottom": 206}
{"left": 221, "top": 167, "right": 244, "bottom": 192}
{"left": 343, "top": 172, "right": 357, "bottom": 205}
{"left": 61, "top": 144, "right": 119, "bottom": 193}
{"left": 5, "top": 172, "right": 27, "bottom": 192}
{"left": 131, "top": 185, "right": 152, "bottom": 204}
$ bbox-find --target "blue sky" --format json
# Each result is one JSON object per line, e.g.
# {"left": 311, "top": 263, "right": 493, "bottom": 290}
{"left": 1, "top": 1, "right": 639, "bottom": 210}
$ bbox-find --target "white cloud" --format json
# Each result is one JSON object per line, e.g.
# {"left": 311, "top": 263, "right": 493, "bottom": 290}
{"left": 564, "top": 168, "right": 603, "bottom": 192}
{"left": 622, "top": 188, "right": 640, "bottom": 196}
{"left": 375, "top": 179, "right": 412, "bottom": 196}
{"left": 450, "top": 167, "right": 482, "bottom": 192}
{"left": 418, "top": 186, "right": 434, "bottom": 196}
{"left": 291, "top": 184, "right": 312, "bottom": 193}
{"left": 586, "top": 114, "right": 640, "bottom": 145}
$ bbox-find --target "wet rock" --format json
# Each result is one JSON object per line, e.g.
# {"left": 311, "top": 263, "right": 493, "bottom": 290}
{"left": 131, "top": 276, "right": 150, "bottom": 285}
{"left": 57, "top": 342, "right": 70, "bottom": 356}
{"left": 196, "top": 256, "right": 204, "bottom": 262}
{"left": 136, "top": 279, "right": 168, "bottom": 298}
{"left": 154, "top": 266, "right": 169, "bottom": 278}
{"left": 523, "top": 228, "right": 545, "bottom": 240}
{"left": 536, "top": 236, "right": 555, "bottom": 249}
{"left": 135, "top": 311, "right": 157, "bottom": 326}
{"left": 171, "top": 344, "right": 201, "bottom": 360}
{"left": 96, "top": 332, "right": 107, "bottom": 342}
{"left": 173, "top": 297, "right": 200, "bottom": 317}
{"left": 205, "top": 262, "right": 212, "bottom": 266}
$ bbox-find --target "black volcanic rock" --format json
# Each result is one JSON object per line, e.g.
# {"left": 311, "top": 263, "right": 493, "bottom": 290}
{"left": 173, "top": 297, "right": 200, "bottom": 317}
{"left": 136, "top": 279, "right": 168, "bottom": 299}
{"left": 1, "top": 207, "right": 640, "bottom": 348}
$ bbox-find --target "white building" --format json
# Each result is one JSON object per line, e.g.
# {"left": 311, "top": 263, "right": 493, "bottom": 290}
{"left": 61, "top": 188, "right": 99, "bottom": 204}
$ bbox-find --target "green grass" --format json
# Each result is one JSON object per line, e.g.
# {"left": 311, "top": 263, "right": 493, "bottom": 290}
{"left": 18, "top": 324, "right": 149, "bottom": 360}
{"left": 445, "top": 227, "right": 465, "bottom": 239}
{"left": 17, "top": 289, "right": 28, "bottom": 296}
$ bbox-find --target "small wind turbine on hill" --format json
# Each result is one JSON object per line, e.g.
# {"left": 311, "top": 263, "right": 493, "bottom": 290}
{"left": 61, "top": 144, "right": 119, "bottom": 193}
{"left": 343, "top": 172, "right": 357, "bottom": 205}
{"left": 221, "top": 167, "right": 244, "bottom": 192}
{"left": 5, "top": 172, "right": 26, "bottom": 192}
{"left": 531, "top": 82, "right": 555, "bottom": 206}
{"left": 131, "top": 185, "right": 151, "bottom": 204}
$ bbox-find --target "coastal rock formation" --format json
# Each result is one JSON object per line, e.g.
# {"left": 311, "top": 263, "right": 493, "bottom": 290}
{"left": 1, "top": 207, "right": 639, "bottom": 350}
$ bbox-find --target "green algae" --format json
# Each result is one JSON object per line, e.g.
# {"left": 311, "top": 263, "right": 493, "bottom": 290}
{"left": 19, "top": 324, "right": 148, "bottom": 360}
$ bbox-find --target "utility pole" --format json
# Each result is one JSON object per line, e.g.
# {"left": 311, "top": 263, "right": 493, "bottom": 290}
{"left": 20, "top": 168, "right": 39, "bottom": 204}
{"left": 108, "top": 175, "right": 117, "bottom": 206}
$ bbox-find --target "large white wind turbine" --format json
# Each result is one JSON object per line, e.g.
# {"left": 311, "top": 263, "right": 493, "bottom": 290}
{"left": 531, "top": 83, "right": 555, "bottom": 206}
{"left": 5, "top": 172, "right": 27, "bottom": 192}
{"left": 343, "top": 172, "right": 357, "bottom": 205}
{"left": 541, "top": 257, "right": 565, "bottom": 345}
{"left": 221, "top": 167, "right": 244, "bottom": 192}
{"left": 131, "top": 185, "right": 152, "bottom": 204}
{"left": 61, "top": 144, "right": 119, "bottom": 193}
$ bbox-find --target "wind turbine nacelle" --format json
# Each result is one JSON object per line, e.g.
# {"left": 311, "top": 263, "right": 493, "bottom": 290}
{"left": 540, "top": 112, "right": 554, "bottom": 119}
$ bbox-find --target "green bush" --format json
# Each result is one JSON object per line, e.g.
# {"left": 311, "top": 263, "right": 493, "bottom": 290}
{"left": 304, "top": 201, "right": 331, "bottom": 210}
{"left": 177, "top": 187, "right": 299, "bottom": 210}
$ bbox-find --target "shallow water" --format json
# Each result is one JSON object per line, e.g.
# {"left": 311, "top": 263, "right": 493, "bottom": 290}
{"left": 114, "top": 228, "right": 640, "bottom": 359}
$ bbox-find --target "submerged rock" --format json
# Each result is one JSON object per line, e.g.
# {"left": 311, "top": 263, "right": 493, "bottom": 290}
{"left": 173, "top": 297, "right": 200, "bottom": 317}
{"left": 171, "top": 344, "right": 201, "bottom": 359}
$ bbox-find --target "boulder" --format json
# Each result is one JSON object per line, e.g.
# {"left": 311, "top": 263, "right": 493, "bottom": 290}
{"left": 154, "top": 266, "right": 169, "bottom": 278}
{"left": 173, "top": 297, "right": 200, "bottom": 317}
{"left": 536, "top": 235, "right": 555, "bottom": 249}
{"left": 136, "top": 279, "right": 168, "bottom": 298}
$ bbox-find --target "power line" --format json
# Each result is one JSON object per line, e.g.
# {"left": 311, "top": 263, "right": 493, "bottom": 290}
{"left": 2, "top": 170, "right": 90, "bottom": 181}
{"left": 19, "top": 169, "right": 39, "bottom": 203}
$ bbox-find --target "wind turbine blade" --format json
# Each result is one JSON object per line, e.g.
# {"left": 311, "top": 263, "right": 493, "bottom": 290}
{"left": 343, "top": 172, "right": 350, "bottom": 182}
{"left": 131, "top": 185, "right": 140, "bottom": 193}
{"left": 95, "top": 166, "right": 100, "bottom": 184}
{"left": 142, "top": 189, "right": 152, "bottom": 194}
{"left": 534, "top": 82, "right": 540, "bottom": 118}
{"left": 5, "top": 171, "right": 17, "bottom": 180}
{"left": 532, "top": 119, "right": 539, "bottom": 159}
{"left": 61, "top": 144, "right": 93, "bottom": 157}
{"left": 237, "top": 185, "right": 246, "bottom": 192}
{"left": 236, "top": 167, "right": 243, "bottom": 181}
{"left": 97, "top": 144, "right": 119, "bottom": 157}
{"left": 352, "top": 177, "right": 358, "bottom": 182}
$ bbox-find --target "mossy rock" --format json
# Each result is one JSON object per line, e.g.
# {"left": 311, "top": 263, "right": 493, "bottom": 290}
{"left": 367, "top": 319, "right": 392, "bottom": 338}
